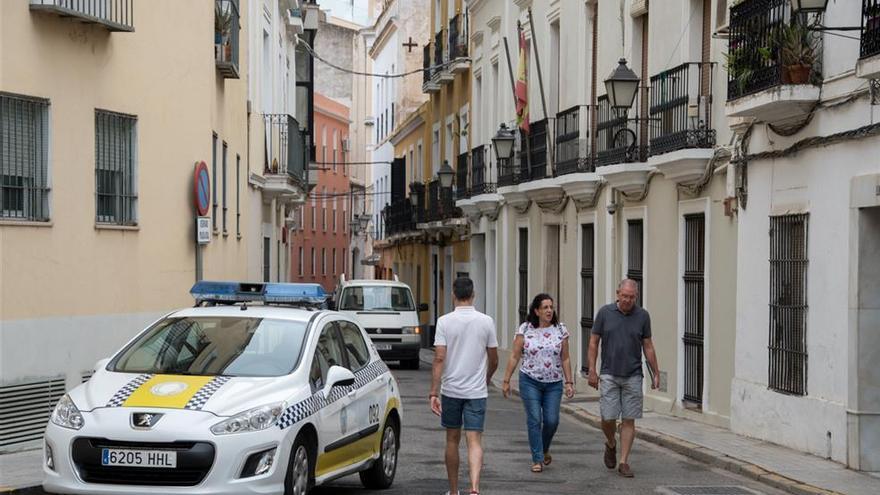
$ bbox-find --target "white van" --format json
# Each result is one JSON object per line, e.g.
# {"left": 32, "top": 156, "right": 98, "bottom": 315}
{"left": 332, "top": 276, "right": 426, "bottom": 369}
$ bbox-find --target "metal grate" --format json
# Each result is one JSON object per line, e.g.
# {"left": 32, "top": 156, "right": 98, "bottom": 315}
{"left": 518, "top": 228, "right": 529, "bottom": 324}
{"left": 683, "top": 214, "right": 705, "bottom": 404}
{"left": 95, "top": 110, "right": 137, "bottom": 225}
{"left": 660, "top": 486, "right": 761, "bottom": 495}
{"left": 863, "top": 0, "right": 880, "bottom": 59}
{"left": 580, "top": 224, "right": 595, "bottom": 373}
{"left": 769, "top": 214, "right": 808, "bottom": 396}
{"left": 1, "top": 93, "right": 50, "bottom": 222}
{"left": 627, "top": 219, "right": 644, "bottom": 307}
{"left": 0, "top": 377, "right": 66, "bottom": 450}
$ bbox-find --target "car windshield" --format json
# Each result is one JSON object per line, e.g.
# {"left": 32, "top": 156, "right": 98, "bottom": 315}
{"left": 111, "top": 316, "right": 308, "bottom": 377}
{"left": 339, "top": 286, "right": 415, "bottom": 311}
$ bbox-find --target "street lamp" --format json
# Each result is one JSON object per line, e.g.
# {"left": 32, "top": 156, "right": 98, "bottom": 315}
{"left": 491, "top": 123, "right": 516, "bottom": 162}
{"left": 604, "top": 58, "right": 640, "bottom": 110}
{"left": 409, "top": 191, "right": 419, "bottom": 207}
{"left": 789, "top": 0, "right": 828, "bottom": 14}
{"left": 358, "top": 214, "right": 371, "bottom": 232}
{"left": 437, "top": 160, "right": 455, "bottom": 189}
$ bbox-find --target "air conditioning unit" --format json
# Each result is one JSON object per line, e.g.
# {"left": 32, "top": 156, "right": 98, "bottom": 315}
{"left": 341, "top": 138, "right": 351, "bottom": 151}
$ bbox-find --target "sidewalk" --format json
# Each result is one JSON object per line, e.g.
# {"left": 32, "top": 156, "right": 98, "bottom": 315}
{"left": 0, "top": 449, "right": 43, "bottom": 494}
{"left": 420, "top": 348, "right": 880, "bottom": 495}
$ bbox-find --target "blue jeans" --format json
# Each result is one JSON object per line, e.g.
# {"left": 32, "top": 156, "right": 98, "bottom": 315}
{"left": 440, "top": 395, "right": 487, "bottom": 431}
{"left": 519, "top": 371, "right": 563, "bottom": 463}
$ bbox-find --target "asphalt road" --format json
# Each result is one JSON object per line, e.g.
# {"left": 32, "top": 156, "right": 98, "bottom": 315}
{"left": 314, "top": 363, "right": 787, "bottom": 495}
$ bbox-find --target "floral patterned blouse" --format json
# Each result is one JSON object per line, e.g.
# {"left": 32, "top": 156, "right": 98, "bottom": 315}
{"left": 517, "top": 322, "right": 570, "bottom": 383}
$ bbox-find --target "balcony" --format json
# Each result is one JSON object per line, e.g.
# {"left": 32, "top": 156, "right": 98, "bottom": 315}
{"left": 595, "top": 95, "right": 652, "bottom": 197}
{"left": 725, "top": 0, "right": 821, "bottom": 124}
{"left": 257, "top": 114, "right": 308, "bottom": 205}
{"left": 455, "top": 152, "right": 470, "bottom": 200}
{"left": 435, "top": 29, "right": 454, "bottom": 84}
{"left": 29, "top": 0, "right": 134, "bottom": 32}
{"left": 468, "top": 145, "right": 502, "bottom": 218}
{"left": 425, "top": 179, "right": 461, "bottom": 222}
{"left": 857, "top": 0, "right": 880, "bottom": 79}
{"left": 554, "top": 105, "right": 603, "bottom": 208}
{"left": 449, "top": 13, "right": 470, "bottom": 73}
{"left": 648, "top": 62, "right": 718, "bottom": 186}
{"left": 383, "top": 200, "right": 418, "bottom": 238}
{"left": 215, "top": 0, "right": 241, "bottom": 79}
{"left": 423, "top": 44, "right": 440, "bottom": 93}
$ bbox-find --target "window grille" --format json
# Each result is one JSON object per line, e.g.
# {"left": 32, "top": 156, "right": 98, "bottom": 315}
{"left": 212, "top": 133, "right": 218, "bottom": 230}
{"left": 222, "top": 141, "right": 228, "bottom": 235}
{"left": 236, "top": 154, "right": 241, "bottom": 237}
{"left": 769, "top": 213, "right": 808, "bottom": 396}
{"left": 95, "top": 110, "right": 137, "bottom": 225}
{"left": 518, "top": 228, "right": 529, "bottom": 324}
{"left": 1, "top": 93, "right": 49, "bottom": 221}
{"left": 683, "top": 213, "right": 705, "bottom": 404}
{"left": 580, "top": 224, "right": 595, "bottom": 373}
{"left": 627, "top": 219, "right": 644, "bottom": 307}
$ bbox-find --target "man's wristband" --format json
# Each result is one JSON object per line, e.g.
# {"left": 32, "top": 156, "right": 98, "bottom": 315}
{"left": 429, "top": 393, "right": 439, "bottom": 399}
{"left": 565, "top": 381, "right": 574, "bottom": 385}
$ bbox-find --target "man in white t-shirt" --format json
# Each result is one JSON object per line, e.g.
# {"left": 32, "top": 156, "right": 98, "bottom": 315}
{"left": 429, "top": 277, "right": 498, "bottom": 495}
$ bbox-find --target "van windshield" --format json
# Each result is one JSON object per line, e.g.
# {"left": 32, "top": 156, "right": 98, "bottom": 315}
{"left": 339, "top": 286, "right": 415, "bottom": 311}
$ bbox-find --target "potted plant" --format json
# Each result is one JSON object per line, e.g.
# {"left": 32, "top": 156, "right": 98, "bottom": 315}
{"left": 778, "top": 22, "right": 817, "bottom": 84}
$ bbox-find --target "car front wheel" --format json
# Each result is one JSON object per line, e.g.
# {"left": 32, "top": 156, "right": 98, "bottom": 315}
{"left": 285, "top": 435, "right": 313, "bottom": 495}
{"left": 359, "top": 420, "right": 398, "bottom": 489}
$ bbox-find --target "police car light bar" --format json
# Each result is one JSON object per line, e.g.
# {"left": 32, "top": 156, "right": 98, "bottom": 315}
{"left": 190, "top": 281, "right": 329, "bottom": 306}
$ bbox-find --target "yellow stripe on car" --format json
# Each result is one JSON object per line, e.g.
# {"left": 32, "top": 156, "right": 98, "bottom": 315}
{"left": 122, "top": 375, "right": 213, "bottom": 409}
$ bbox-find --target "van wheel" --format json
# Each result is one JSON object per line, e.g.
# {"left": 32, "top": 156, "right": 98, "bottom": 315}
{"left": 401, "top": 358, "right": 420, "bottom": 370}
{"left": 360, "top": 420, "right": 398, "bottom": 489}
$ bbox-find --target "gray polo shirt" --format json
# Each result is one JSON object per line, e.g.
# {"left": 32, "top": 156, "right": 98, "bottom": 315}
{"left": 592, "top": 302, "right": 652, "bottom": 377}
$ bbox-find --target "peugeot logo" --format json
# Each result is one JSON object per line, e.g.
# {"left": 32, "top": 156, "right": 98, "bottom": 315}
{"left": 376, "top": 328, "right": 383, "bottom": 334}
{"left": 131, "top": 412, "right": 163, "bottom": 429}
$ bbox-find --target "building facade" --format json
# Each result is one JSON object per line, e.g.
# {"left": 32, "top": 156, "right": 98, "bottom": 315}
{"left": 290, "top": 93, "right": 352, "bottom": 292}
{"left": 0, "top": 0, "right": 315, "bottom": 453}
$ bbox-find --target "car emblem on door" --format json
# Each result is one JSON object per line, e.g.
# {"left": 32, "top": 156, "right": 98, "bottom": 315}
{"left": 131, "top": 412, "right": 163, "bottom": 429}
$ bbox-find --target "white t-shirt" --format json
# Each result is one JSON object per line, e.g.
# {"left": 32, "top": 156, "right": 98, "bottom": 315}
{"left": 433, "top": 306, "right": 499, "bottom": 399}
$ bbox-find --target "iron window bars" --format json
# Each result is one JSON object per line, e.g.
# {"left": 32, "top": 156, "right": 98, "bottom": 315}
{"left": 95, "top": 110, "right": 137, "bottom": 226}
{"left": 683, "top": 214, "right": 706, "bottom": 405}
{"left": 580, "top": 224, "right": 595, "bottom": 373}
{"left": 627, "top": 219, "right": 644, "bottom": 308}
{"left": 518, "top": 228, "right": 529, "bottom": 324}
{"left": 0, "top": 93, "right": 50, "bottom": 222}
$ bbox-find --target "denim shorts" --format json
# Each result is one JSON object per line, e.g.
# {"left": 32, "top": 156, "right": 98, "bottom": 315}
{"left": 599, "top": 374, "right": 644, "bottom": 420}
{"left": 440, "top": 395, "right": 487, "bottom": 431}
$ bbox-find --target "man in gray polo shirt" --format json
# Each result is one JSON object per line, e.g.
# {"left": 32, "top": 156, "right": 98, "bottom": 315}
{"left": 588, "top": 279, "right": 660, "bottom": 478}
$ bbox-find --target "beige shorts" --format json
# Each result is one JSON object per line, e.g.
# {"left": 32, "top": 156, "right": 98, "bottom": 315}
{"left": 599, "top": 374, "right": 643, "bottom": 420}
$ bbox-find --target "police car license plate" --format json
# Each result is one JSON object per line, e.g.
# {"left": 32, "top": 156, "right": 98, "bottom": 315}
{"left": 375, "top": 343, "right": 392, "bottom": 351}
{"left": 101, "top": 448, "right": 177, "bottom": 468}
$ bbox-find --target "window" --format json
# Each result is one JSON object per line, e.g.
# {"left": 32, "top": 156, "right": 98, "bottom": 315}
{"left": 311, "top": 198, "right": 316, "bottom": 230}
{"left": 212, "top": 133, "right": 218, "bottom": 230}
{"left": 580, "top": 224, "right": 595, "bottom": 373}
{"left": 518, "top": 228, "right": 528, "bottom": 324}
{"left": 769, "top": 214, "right": 808, "bottom": 396}
{"left": 322, "top": 248, "right": 326, "bottom": 275}
{"left": 309, "top": 324, "right": 347, "bottom": 393}
{"left": 0, "top": 93, "right": 49, "bottom": 221}
{"left": 339, "top": 286, "right": 415, "bottom": 311}
{"left": 236, "top": 154, "right": 241, "bottom": 238}
{"left": 298, "top": 247, "right": 303, "bottom": 276}
{"left": 311, "top": 247, "right": 316, "bottom": 275}
{"left": 322, "top": 125, "right": 327, "bottom": 164}
{"left": 627, "top": 219, "right": 644, "bottom": 307}
{"left": 716, "top": 0, "right": 728, "bottom": 28}
{"left": 300, "top": 206, "right": 304, "bottom": 231}
{"left": 337, "top": 321, "right": 370, "bottom": 371}
{"left": 332, "top": 129, "right": 338, "bottom": 173}
{"left": 95, "top": 110, "right": 137, "bottom": 225}
{"left": 342, "top": 248, "right": 347, "bottom": 276}
{"left": 222, "top": 141, "right": 228, "bottom": 235}
{"left": 332, "top": 248, "right": 337, "bottom": 275}
{"left": 332, "top": 194, "right": 337, "bottom": 233}
{"left": 683, "top": 214, "right": 705, "bottom": 404}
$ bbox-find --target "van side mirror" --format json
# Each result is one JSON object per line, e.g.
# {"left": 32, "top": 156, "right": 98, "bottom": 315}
{"left": 418, "top": 303, "right": 429, "bottom": 312}
{"left": 326, "top": 299, "right": 337, "bottom": 310}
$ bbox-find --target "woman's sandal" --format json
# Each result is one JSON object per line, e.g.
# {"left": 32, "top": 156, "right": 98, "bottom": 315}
{"left": 543, "top": 453, "right": 552, "bottom": 466}
{"left": 531, "top": 463, "right": 543, "bottom": 473}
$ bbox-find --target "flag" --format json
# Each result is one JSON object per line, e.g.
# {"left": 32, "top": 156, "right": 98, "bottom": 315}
{"left": 515, "top": 22, "right": 529, "bottom": 134}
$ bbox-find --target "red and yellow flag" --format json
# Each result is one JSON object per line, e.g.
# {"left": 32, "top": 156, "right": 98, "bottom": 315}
{"left": 515, "top": 24, "right": 529, "bottom": 134}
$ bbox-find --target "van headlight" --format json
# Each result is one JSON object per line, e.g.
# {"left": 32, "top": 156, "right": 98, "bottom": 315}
{"left": 51, "top": 395, "right": 84, "bottom": 430}
{"left": 211, "top": 403, "right": 284, "bottom": 435}
{"left": 402, "top": 326, "right": 421, "bottom": 335}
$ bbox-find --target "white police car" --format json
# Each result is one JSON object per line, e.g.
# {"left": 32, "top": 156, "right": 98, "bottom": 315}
{"left": 43, "top": 281, "right": 403, "bottom": 495}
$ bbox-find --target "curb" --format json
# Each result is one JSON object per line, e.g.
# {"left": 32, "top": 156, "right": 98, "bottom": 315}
{"left": 0, "top": 487, "right": 42, "bottom": 494}
{"left": 419, "top": 349, "right": 840, "bottom": 495}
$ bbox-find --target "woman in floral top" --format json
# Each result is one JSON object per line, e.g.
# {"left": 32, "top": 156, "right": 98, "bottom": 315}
{"left": 501, "top": 293, "right": 575, "bottom": 473}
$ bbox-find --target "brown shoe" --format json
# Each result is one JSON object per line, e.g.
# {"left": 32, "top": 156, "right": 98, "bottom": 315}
{"left": 603, "top": 442, "right": 617, "bottom": 469}
{"left": 618, "top": 463, "right": 634, "bottom": 477}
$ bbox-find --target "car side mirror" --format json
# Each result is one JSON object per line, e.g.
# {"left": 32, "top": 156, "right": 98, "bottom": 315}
{"left": 94, "top": 358, "right": 111, "bottom": 373}
{"left": 323, "top": 365, "right": 356, "bottom": 397}
{"left": 418, "top": 303, "right": 429, "bottom": 312}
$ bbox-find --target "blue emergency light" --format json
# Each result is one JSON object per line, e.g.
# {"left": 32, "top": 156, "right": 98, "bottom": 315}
{"left": 190, "top": 281, "right": 329, "bottom": 306}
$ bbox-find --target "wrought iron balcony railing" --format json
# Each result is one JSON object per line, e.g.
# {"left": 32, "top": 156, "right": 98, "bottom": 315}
{"left": 470, "top": 145, "right": 496, "bottom": 195}
{"left": 863, "top": 0, "right": 880, "bottom": 59}
{"left": 456, "top": 152, "right": 470, "bottom": 200}
{"left": 525, "top": 119, "right": 549, "bottom": 181}
{"left": 649, "top": 62, "right": 716, "bottom": 157}
{"left": 30, "top": 0, "right": 134, "bottom": 32}
{"left": 449, "top": 13, "right": 468, "bottom": 59}
{"left": 434, "top": 30, "right": 445, "bottom": 70}
{"left": 384, "top": 199, "right": 417, "bottom": 236}
{"left": 596, "top": 95, "right": 639, "bottom": 166}
{"left": 555, "top": 105, "right": 594, "bottom": 175}
{"left": 426, "top": 179, "right": 460, "bottom": 222}
{"left": 423, "top": 44, "right": 433, "bottom": 83}
{"left": 263, "top": 114, "right": 307, "bottom": 186}
{"left": 215, "top": 0, "right": 241, "bottom": 79}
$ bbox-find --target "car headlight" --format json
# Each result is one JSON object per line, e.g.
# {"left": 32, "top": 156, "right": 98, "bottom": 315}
{"left": 402, "top": 326, "right": 421, "bottom": 335}
{"left": 51, "top": 395, "right": 84, "bottom": 430}
{"left": 211, "top": 403, "right": 284, "bottom": 435}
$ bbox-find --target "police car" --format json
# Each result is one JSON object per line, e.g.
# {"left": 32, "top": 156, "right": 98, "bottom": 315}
{"left": 43, "top": 281, "right": 403, "bottom": 495}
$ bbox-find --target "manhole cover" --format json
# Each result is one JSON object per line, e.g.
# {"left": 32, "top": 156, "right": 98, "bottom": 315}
{"left": 657, "top": 487, "right": 762, "bottom": 495}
